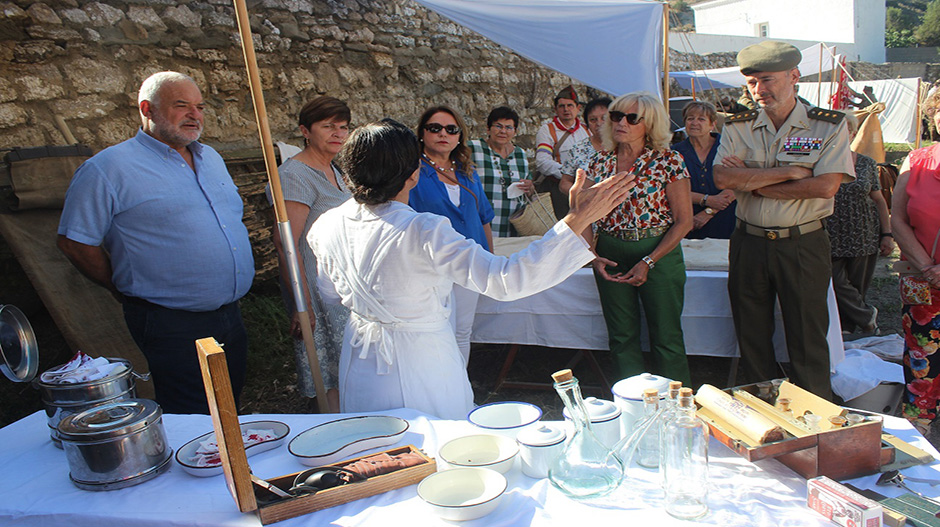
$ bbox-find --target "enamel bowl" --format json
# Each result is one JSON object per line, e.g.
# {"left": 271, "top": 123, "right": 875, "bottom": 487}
{"left": 438, "top": 434, "right": 519, "bottom": 474}
{"left": 175, "top": 420, "right": 290, "bottom": 477}
{"left": 467, "top": 401, "right": 542, "bottom": 438}
{"left": 289, "top": 415, "right": 409, "bottom": 466}
{"left": 417, "top": 467, "right": 507, "bottom": 521}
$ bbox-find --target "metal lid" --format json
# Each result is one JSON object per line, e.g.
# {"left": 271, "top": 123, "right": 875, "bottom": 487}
{"left": 57, "top": 399, "right": 162, "bottom": 442}
{"left": 0, "top": 304, "right": 39, "bottom": 383}
{"left": 516, "top": 423, "right": 566, "bottom": 447}
{"left": 563, "top": 397, "right": 622, "bottom": 423}
{"left": 611, "top": 372, "right": 672, "bottom": 402}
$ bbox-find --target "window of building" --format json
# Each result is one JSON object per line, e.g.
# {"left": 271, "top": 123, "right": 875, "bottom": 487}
{"left": 755, "top": 22, "right": 769, "bottom": 38}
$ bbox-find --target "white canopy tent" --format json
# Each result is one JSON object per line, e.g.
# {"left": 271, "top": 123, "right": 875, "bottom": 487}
{"left": 669, "top": 43, "right": 843, "bottom": 91}
{"left": 796, "top": 78, "right": 922, "bottom": 144}
{"left": 412, "top": 0, "right": 666, "bottom": 98}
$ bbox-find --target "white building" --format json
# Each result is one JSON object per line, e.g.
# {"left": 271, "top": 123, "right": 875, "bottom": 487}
{"left": 685, "top": 0, "right": 885, "bottom": 63}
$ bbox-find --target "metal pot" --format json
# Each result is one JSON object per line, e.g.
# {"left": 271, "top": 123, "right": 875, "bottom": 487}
{"left": 35, "top": 358, "right": 149, "bottom": 447}
{"left": 57, "top": 399, "right": 172, "bottom": 491}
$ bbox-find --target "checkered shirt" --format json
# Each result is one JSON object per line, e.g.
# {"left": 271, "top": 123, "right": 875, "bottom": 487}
{"left": 469, "top": 139, "right": 531, "bottom": 237}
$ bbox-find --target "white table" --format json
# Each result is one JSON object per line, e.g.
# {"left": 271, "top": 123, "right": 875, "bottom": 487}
{"left": 473, "top": 267, "right": 845, "bottom": 366}
{"left": 1, "top": 408, "right": 936, "bottom": 527}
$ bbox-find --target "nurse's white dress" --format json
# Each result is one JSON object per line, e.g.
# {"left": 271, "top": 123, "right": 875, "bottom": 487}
{"left": 309, "top": 200, "right": 593, "bottom": 419}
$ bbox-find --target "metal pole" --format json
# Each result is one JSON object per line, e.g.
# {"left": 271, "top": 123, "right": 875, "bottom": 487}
{"left": 663, "top": 2, "right": 670, "bottom": 113}
{"left": 231, "top": 0, "right": 330, "bottom": 413}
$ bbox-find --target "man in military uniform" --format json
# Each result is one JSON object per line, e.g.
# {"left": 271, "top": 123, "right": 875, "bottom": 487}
{"left": 714, "top": 41, "right": 854, "bottom": 399}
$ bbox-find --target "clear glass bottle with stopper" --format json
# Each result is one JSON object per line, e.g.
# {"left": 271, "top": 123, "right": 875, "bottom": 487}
{"left": 662, "top": 387, "right": 709, "bottom": 520}
{"left": 548, "top": 369, "right": 624, "bottom": 499}
{"left": 636, "top": 388, "right": 661, "bottom": 468}
{"left": 660, "top": 381, "right": 683, "bottom": 480}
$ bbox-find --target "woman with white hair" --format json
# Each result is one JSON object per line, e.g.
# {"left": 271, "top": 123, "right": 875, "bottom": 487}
{"left": 585, "top": 92, "right": 693, "bottom": 384}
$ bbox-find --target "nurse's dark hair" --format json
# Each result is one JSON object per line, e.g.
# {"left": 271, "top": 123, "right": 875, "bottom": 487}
{"left": 337, "top": 118, "right": 420, "bottom": 205}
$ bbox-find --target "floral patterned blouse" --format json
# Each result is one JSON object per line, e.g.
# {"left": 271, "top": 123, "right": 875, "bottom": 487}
{"left": 588, "top": 147, "right": 689, "bottom": 232}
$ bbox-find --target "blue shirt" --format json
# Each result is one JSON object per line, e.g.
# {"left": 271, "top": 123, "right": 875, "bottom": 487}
{"left": 672, "top": 133, "right": 736, "bottom": 240}
{"left": 58, "top": 129, "right": 255, "bottom": 311}
{"left": 409, "top": 161, "right": 495, "bottom": 250}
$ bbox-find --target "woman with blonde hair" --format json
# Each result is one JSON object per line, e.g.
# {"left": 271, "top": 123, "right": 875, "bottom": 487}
{"left": 585, "top": 92, "right": 693, "bottom": 384}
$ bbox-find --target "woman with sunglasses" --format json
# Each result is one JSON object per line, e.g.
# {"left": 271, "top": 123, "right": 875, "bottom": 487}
{"left": 410, "top": 106, "right": 495, "bottom": 367}
{"left": 469, "top": 106, "right": 534, "bottom": 238}
{"left": 585, "top": 92, "right": 693, "bottom": 385}
{"left": 308, "top": 119, "right": 634, "bottom": 419}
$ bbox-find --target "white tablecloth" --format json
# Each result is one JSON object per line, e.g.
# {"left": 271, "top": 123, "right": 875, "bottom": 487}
{"left": 473, "top": 267, "right": 846, "bottom": 367}
{"left": 1, "top": 409, "right": 936, "bottom": 527}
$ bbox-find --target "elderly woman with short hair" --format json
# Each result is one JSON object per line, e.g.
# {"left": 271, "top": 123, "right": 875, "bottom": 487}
{"left": 585, "top": 92, "right": 693, "bottom": 384}
{"left": 307, "top": 119, "right": 635, "bottom": 418}
{"left": 672, "top": 100, "right": 736, "bottom": 239}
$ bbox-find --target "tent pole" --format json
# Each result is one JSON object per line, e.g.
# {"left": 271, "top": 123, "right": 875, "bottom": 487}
{"left": 830, "top": 46, "right": 838, "bottom": 109}
{"left": 816, "top": 45, "right": 823, "bottom": 107}
{"left": 231, "top": 0, "right": 330, "bottom": 413}
{"left": 691, "top": 77, "right": 696, "bottom": 100}
{"left": 915, "top": 78, "right": 923, "bottom": 150}
{"left": 663, "top": 2, "right": 670, "bottom": 112}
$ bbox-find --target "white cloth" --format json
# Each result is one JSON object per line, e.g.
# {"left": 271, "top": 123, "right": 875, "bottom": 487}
{"left": 310, "top": 200, "right": 593, "bottom": 419}
{"left": 413, "top": 0, "right": 665, "bottom": 98}
{"left": 39, "top": 352, "right": 124, "bottom": 384}
{"left": 831, "top": 348, "right": 906, "bottom": 401}
{"left": 843, "top": 334, "right": 905, "bottom": 362}
{"left": 670, "top": 44, "right": 842, "bottom": 91}
{"left": 3, "top": 408, "right": 938, "bottom": 527}
{"left": 451, "top": 285, "right": 480, "bottom": 368}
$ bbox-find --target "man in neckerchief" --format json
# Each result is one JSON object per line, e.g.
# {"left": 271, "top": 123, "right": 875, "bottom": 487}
{"left": 534, "top": 85, "right": 590, "bottom": 218}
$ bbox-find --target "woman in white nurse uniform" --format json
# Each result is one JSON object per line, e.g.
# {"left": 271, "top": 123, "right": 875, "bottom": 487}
{"left": 309, "top": 119, "right": 635, "bottom": 419}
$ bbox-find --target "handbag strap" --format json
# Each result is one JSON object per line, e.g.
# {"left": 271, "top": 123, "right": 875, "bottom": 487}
{"left": 930, "top": 228, "right": 940, "bottom": 263}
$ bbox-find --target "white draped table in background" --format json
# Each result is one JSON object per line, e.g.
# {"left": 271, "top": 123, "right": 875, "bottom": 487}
{"left": 2, "top": 408, "right": 936, "bottom": 527}
{"left": 474, "top": 238, "right": 845, "bottom": 367}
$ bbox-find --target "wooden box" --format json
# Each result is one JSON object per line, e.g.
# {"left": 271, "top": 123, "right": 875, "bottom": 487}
{"left": 195, "top": 338, "right": 436, "bottom": 525}
{"left": 697, "top": 380, "right": 893, "bottom": 480}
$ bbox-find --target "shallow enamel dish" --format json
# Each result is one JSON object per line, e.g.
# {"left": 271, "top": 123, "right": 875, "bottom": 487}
{"left": 438, "top": 434, "right": 519, "bottom": 474}
{"left": 467, "top": 401, "right": 542, "bottom": 438}
{"left": 175, "top": 420, "right": 290, "bottom": 477}
{"left": 417, "top": 467, "right": 507, "bottom": 521}
{"left": 289, "top": 415, "right": 409, "bottom": 466}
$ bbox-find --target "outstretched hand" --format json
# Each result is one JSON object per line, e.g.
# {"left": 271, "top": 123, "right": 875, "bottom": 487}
{"left": 564, "top": 169, "right": 635, "bottom": 234}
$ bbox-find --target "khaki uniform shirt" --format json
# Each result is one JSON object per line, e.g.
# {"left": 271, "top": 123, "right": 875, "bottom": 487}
{"left": 714, "top": 102, "right": 854, "bottom": 228}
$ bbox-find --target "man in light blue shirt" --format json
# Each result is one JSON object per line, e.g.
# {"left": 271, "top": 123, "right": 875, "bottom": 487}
{"left": 57, "top": 71, "right": 255, "bottom": 414}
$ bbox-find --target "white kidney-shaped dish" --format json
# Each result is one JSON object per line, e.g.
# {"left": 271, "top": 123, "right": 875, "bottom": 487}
{"left": 417, "top": 467, "right": 507, "bottom": 521}
{"left": 289, "top": 415, "right": 409, "bottom": 466}
{"left": 438, "top": 434, "right": 519, "bottom": 474}
{"left": 175, "top": 420, "right": 290, "bottom": 477}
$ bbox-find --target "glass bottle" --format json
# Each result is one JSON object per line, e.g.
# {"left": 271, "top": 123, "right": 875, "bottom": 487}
{"left": 636, "top": 388, "right": 660, "bottom": 468}
{"left": 659, "top": 381, "right": 683, "bottom": 477}
{"left": 548, "top": 369, "right": 624, "bottom": 499}
{"left": 663, "top": 388, "right": 709, "bottom": 520}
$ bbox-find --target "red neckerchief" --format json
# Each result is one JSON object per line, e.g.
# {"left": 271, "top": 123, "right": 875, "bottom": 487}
{"left": 551, "top": 116, "right": 582, "bottom": 133}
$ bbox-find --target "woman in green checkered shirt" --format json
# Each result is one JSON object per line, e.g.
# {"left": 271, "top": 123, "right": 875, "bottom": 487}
{"left": 469, "top": 106, "right": 535, "bottom": 237}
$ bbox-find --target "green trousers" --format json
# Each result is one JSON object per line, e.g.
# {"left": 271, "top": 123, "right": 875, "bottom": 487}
{"left": 728, "top": 227, "right": 833, "bottom": 400}
{"left": 594, "top": 233, "right": 691, "bottom": 385}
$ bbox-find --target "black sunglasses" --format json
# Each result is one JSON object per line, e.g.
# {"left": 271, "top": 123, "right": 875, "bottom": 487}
{"left": 609, "top": 111, "right": 644, "bottom": 125}
{"left": 424, "top": 123, "right": 461, "bottom": 135}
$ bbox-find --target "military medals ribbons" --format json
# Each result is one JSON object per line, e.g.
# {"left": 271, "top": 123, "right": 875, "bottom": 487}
{"left": 783, "top": 137, "right": 823, "bottom": 156}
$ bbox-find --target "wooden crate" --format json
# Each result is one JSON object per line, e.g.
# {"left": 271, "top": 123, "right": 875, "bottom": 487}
{"left": 196, "top": 338, "right": 436, "bottom": 525}
{"left": 698, "top": 380, "right": 893, "bottom": 480}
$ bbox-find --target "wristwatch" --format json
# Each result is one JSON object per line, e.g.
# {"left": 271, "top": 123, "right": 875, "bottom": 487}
{"left": 704, "top": 207, "right": 716, "bottom": 216}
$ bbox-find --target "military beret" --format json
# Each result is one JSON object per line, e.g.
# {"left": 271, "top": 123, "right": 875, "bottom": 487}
{"left": 737, "top": 41, "right": 802, "bottom": 75}
{"left": 554, "top": 85, "right": 579, "bottom": 105}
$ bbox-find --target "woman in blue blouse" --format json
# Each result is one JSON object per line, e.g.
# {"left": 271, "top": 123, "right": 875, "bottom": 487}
{"left": 410, "top": 105, "right": 495, "bottom": 367}
{"left": 672, "top": 101, "right": 736, "bottom": 239}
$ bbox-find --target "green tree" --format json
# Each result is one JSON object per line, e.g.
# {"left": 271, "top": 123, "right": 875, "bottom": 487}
{"left": 887, "top": 6, "right": 916, "bottom": 31}
{"left": 915, "top": 0, "right": 940, "bottom": 46}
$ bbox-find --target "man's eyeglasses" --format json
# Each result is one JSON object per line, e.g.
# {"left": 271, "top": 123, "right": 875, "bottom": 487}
{"left": 609, "top": 111, "right": 644, "bottom": 125}
{"left": 491, "top": 123, "right": 515, "bottom": 132}
{"left": 424, "top": 123, "right": 461, "bottom": 135}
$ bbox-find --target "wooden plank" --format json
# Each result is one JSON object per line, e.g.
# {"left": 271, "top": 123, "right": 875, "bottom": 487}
{"left": 196, "top": 337, "right": 257, "bottom": 513}
{"left": 732, "top": 389, "right": 813, "bottom": 438}
{"left": 778, "top": 381, "right": 846, "bottom": 421}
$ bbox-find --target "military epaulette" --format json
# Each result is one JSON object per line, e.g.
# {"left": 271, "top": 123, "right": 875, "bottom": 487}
{"left": 807, "top": 107, "right": 845, "bottom": 124}
{"left": 725, "top": 110, "right": 759, "bottom": 123}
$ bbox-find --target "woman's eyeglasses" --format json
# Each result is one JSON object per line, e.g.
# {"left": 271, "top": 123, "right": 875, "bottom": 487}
{"left": 491, "top": 123, "right": 515, "bottom": 132}
{"left": 609, "top": 111, "right": 644, "bottom": 125}
{"left": 424, "top": 123, "right": 461, "bottom": 135}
